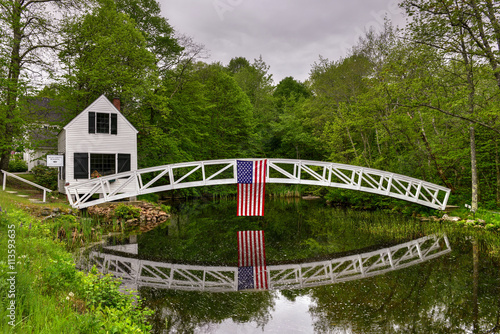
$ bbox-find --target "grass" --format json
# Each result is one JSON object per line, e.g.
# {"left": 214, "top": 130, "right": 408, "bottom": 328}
{"left": 0, "top": 188, "right": 71, "bottom": 212}
{"left": 445, "top": 206, "right": 500, "bottom": 231}
{"left": 0, "top": 187, "right": 154, "bottom": 333}
{"left": 14, "top": 173, "right": 36, "bottom": 182}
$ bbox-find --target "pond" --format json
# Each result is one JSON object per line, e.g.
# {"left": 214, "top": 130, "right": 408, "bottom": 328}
{"left": 86, "top": 199, "right": 500, "bottom": 333}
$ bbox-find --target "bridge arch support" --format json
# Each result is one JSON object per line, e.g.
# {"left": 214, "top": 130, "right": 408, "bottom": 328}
{"left": 65, "top": 158, "right": 451, "bottom": 210}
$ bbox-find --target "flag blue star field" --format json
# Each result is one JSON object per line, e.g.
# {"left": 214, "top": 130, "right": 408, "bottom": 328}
{"left": 238, "top": 230, "right": 268, "bottom": 290}
{"left": 237, "top": 160, "right": 267, "bottom": 216}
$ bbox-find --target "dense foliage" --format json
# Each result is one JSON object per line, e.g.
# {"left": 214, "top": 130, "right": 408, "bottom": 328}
{"left": 1, "top": 0, "right": 499, "bottom": 211}
{"left": 7, "top": 154, "right": 27, "bottom": 173}
{"left": 31, "top": 165, "right": 58, "bottom": 190}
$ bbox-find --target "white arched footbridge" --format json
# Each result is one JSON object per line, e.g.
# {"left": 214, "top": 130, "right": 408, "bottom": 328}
{"left": 65, "top": 158, "right": 451, "bottom": 210}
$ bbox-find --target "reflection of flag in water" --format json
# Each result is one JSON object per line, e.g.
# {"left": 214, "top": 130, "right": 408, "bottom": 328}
{"left": 238, "top": 230, "right": 268, "bottom": 290}
{"left": 237, "top": 160, "right": 267, "bottom": 216}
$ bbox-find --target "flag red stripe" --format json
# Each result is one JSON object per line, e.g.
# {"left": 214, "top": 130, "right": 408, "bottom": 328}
{"left": 262, "top": 231, "right": 268, "bottom": 289}
{"left": 258, "top": 232, "right": 265, "bottom": 289}
{"left": 254, "top": 231, "right": 259, "bottom": 287}
{"left": 245, "top": 230, "right": 250, "bottom": 266}
{"left": 237, "top": 183, "right": 241, "bottom": 216}
{"left": 261, "top": 160, "right": 266, "bottom": 216}
{"left": 237, "top": 230, "right": 240, "bottom": 266}
{"left": 237, "top": 231, "right": 268, "bottom": 289}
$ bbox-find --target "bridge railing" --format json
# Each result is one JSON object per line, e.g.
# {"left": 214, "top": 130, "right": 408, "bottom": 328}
{"left": 84, "top": 234, "right": 451, "bottom": 292}
{"left": 65, "top": 159, "right": 451, "bottom": 210}
{"left": 2, "top": 169, "right": 52, "bottom": 202}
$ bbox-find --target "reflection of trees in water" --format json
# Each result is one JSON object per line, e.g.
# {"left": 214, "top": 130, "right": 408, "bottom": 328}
{"left": 308, "top": 239, "right": 500, "bottom": 333}
{"left": 137, "top": 199, "right": 432, "bottom": 265}
{"left": 128, "top": 199, "right": 500, "bottom": 332}
{"left": 140, "top": 288, "right": 276, "bottom": 333}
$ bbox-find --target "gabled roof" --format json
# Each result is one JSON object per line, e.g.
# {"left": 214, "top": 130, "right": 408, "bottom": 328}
{"left": 26, "top": 97, "right": 66, "bottom": 124}
{"left": 63, "top": 95, "right": 138, "bottom": 134}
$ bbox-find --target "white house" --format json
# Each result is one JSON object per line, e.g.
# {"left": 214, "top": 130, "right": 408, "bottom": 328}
{"left": 58, "top": 95, "right": 138, "bottom": 194}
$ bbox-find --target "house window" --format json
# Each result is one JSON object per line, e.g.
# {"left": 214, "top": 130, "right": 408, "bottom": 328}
{"left": 89, "top": 112, "right": 117, "bottom": 135}
{"left": 90, "top": 154, "right": 115, "bottom": 177}
{"left": 73, "top": 153, "right": 131, "bottom": 179}
{"left": 96, "top": 113, "right": 109, "bottom": 133}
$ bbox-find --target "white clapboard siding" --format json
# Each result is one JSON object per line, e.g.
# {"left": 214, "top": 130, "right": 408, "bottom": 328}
{"left": 59, "top": 95, "right": 138, "bottom": 194}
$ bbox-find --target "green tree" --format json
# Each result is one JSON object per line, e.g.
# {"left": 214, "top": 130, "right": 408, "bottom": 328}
{"left": 114, "top": 0, "right": 182, "bottom": 77}
{"left": 227, "top": 56, "right": 275, "bottom": 155}
{"left": 227, "top": 56, "right": 250, "bottom": 74}
{"left": 144, "top": 62, "right": 256, "bottom": 167}
{"left": 191, "top": 63, "right": 255, "bottom": 159}
{"left": 58, "top": 0, "right": 157, "bottom": 114}
{"left": 273, "top": 76, "right": 310, "bottom": 103}
{"left": 266, "top": 76, "right": 315, "bottom": 159}
{"left": 0, "top": 0, "right": 78, "bottom": 177}
{"left": 402, "top": 0, "right": 500, "bottom": 91}
{"left": 309, "top": 54, "right": 375, "bottom": 166}
{"left": 400, "top": 0, "right": 500, "bottom": 211}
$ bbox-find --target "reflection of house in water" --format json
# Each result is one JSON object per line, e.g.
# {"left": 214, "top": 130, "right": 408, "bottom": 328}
{"left": 88, "top": 234, "right": 451, "bottom": 292}
{"left": 105, "top": 235, "right": 138, "bottom": 254}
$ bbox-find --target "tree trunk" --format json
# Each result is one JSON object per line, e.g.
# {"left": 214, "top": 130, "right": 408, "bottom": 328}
{"left": 337, "top": 108, "right": 358, "bottom": 161}
{"left": 375, "top": 128, "right": 382, "bottom": 156}
{"left": 472, "top": 238, "right": 479, "bottom": 334}
{"left": 495, "top": 136, "right": 500, "bottom": 206}
{"left": 418, "top": 111, "right": 455, "bottom": 191}
{"left": 0, "top": 0, "right": 23, "bottom": 181}
{"left": 470, "top": 125, "right": 479, "bottom": 212}
{"left": 360, "top": 131, "right": 371, "bottom": 168}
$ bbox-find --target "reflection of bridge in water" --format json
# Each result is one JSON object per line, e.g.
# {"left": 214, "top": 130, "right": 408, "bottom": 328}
{"left": 86, "top": 234, "right": 451, "bottom": 292}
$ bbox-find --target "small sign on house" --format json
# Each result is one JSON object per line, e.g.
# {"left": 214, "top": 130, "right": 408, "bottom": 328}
{"left": 47, "top": 155, "right": 64, "bottom": 167}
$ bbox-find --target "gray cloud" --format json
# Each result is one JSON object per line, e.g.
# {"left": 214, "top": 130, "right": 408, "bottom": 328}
{"left": 159, "top": 0, "right": 405, "bottom": 83}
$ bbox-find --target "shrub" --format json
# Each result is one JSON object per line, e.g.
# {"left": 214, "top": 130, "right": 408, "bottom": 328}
{"left": 114, "top": 204, "right": 141, "bottom": 220}
{"left": 8, "top": 155, "right": 28, "bottom": 172}
{"left": 31, "top": 165, "right": 58, "bottom": 190}
{"left": 160, "top": 204, "right": 171, "bottom": 214}
{"left": 79, "top": 267, "right": 154, "bottom": 333}
{"left": 43, "top": 256, "right": 78, "bottom": 291}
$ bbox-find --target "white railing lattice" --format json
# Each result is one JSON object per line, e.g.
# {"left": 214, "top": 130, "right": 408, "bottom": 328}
{"left": 65, "top": 159, "right": 451, "bottom": 210}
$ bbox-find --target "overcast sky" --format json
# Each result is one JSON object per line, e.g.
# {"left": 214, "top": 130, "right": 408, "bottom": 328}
{"left": 158, "top": 0, "right": 407, "bottom": 84}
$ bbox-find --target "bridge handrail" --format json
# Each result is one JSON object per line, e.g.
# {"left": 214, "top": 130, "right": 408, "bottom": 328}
{"left": 65, "top": 158, "right": 451, "bottom": 210}
{"left": 2, "top": 169, "right": 52, "bottom": 202}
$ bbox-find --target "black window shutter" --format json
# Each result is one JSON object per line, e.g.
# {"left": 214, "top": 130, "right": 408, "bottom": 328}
{"left": 111, "top": 114, "right": 117, "bottom": 135}
{"left": 89, "top": 112, "right": 95, "bottom": 133}
{"left": 62, "top": 153, "right": 66, "bottom": 180}
{"left": 74, "top": 153, "right": 89, "bottom": 179}
{"left": 117, "top": 154, "right": 131, "bottom": 173}
{"left": 59, "top": 153, "right": 66, "bottom": 180}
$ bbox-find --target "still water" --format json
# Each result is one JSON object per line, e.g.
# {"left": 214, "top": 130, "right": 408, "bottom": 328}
{"left": 93, "top": 199, "right": 500, "bottom": 333}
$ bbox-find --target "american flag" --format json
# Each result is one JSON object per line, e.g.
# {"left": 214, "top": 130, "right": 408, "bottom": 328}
{"left": 237, "top": 230, "right": 268, "bottom": 290}
{"left": 237, "top": 160, "right": 267, "bottom": 216}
